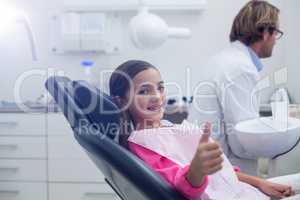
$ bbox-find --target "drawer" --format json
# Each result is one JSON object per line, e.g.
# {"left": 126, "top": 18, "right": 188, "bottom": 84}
{"left": 0, "top": 137, "right": 46, "bottom": 159}
{"left": 48, "top": 159, "right": 105, "bottom": 182}
{"left": 49, "top": 183, "right": 118, "bottom": 200}
{"left": 0, "top": 182, "right": 47, "bottom": 200}
{"left": 47, "top": 113, "right": 73, "bottom": 135}
{"left": 48, "top": 135, "right": 87, "bottom": 159}
{"left": 0, "top": 114, "right": 46, "bottom": 135}
{"left": 0, "top": 160, "right": 47, "bottom": 181}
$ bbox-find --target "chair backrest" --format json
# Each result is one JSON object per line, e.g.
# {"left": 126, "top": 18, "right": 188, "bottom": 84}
{"left": 45, "top": 76, "right": 185, "bottom": 200}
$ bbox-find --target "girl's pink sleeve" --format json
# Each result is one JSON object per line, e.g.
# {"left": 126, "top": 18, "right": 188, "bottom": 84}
{"left": 234, "top": 167, "right": 241, "bottom": 173}
{"left": 128, "top": 142, "right": 208, "bottom": 200}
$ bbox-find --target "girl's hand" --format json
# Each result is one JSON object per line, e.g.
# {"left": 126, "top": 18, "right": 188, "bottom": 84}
{"left": 186, "top": 122, "right": 224, "bottom": 187}
{"left": 258, "top": 179, "right": 295, "bottom": 199}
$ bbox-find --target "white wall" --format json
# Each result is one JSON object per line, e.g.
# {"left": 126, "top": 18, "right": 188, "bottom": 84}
{"left": 286, "top": 0, "right": 300, "bottom": 103}
{"left": 0, "top": 0, "right": 292, "bottom": 103}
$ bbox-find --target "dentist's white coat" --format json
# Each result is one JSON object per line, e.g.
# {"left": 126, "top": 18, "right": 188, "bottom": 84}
{"left": 189, "top": 41, "right": 260, "bottom": 160}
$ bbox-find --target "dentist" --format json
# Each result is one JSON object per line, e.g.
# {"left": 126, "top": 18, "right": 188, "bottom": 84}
{"left": 189, "top": 1, "right": 283, "bottom": 164}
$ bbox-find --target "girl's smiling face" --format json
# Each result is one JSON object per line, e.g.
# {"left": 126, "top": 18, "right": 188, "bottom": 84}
{"left": 126, "top": 68, "right": 166, "bottom": 129}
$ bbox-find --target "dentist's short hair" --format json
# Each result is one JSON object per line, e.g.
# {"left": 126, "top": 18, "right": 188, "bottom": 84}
{"left": 230, "top": 0, "right": 280, "bottom": 46}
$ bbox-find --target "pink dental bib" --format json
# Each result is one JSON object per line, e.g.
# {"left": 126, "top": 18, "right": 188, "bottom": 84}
{"left": 128, "top": 120, "right": 269, "bottom": 200}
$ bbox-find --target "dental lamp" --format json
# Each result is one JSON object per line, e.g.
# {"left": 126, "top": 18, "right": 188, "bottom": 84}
{"left": 0, "top": 4, "right": 37, "bottom": 60}
{"left": 129, "top": 0, "right": 191, "bottom": 50}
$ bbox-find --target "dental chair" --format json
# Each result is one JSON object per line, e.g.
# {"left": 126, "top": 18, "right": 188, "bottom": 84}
{"left": 45, "top": 76, "right": 185, "bottom": 200}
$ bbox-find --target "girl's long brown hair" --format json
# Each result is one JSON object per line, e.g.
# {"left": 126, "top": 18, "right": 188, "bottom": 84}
{"left": 109, "top": 60, "right": 157, "bottom": 148}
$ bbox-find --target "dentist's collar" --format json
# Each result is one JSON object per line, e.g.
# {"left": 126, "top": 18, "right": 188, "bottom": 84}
{"left": 247, "top": 47, "right": 264, "bottom": 72}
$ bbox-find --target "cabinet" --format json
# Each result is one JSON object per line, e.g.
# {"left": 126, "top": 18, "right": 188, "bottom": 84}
{"left": 63, "top": 0, "right": 207, "bottom": 11}
{"left": 0, "top": 113, "right": 117, "bottom": 200}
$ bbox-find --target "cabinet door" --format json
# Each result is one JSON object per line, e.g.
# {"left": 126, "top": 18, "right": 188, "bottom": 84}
{"left": 0, "top": 114, "right": 46, "bottom": 136}
{"left": 49, "top": 183, "right": 118, "bottom": 200}
{"left": 48, "top": 134, "right": 87, "bottom": 159}
{"left": 0, "top": 182, "right": 47, "bottom": 200}
{"left": 0, "top": 137, "right": 46, "bottom": 159}
{"left": 48, "top": 158, "right": 105, "bottom": 183}
{"left": 47, "top": 113, "right": 73, "bottom": 135}
{"left": 0, "top": 160, "right": 47, "bottom": 181}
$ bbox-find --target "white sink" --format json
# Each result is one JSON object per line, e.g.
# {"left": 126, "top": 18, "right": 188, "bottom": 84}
{"left": 234, "top": 117, "right": 300, "bottom": 158}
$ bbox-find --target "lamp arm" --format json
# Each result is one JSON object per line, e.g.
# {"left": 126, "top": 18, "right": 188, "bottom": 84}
{"left": 168, "top": 27, "right": 191, "bottom": 39}
{"left": 16, "top": 17, "right": 37, "bottom": 61}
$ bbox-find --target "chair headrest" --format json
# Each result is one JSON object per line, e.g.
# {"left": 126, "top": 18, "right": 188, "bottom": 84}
{"left": 45, "top": 76, "right": 122, "bottom": 141}
{"left": 71, "top": 81, "right": 121, "bottom": 141}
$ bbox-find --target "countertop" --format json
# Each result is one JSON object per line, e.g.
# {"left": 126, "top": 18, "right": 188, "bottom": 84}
{"left": 0, "top": 101, "right": 60, "bottom": 113}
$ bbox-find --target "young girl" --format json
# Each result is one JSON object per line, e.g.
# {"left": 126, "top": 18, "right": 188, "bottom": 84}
{"left": 109, "top": 60, "right": 300, "bottom": 200}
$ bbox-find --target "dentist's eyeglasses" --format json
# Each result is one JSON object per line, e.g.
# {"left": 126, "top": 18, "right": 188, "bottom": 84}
{"left": 269, "top": 27, "right": 284, "bottom": 40}
{"left": 275, "top": 28, "right": 284, "bottom": 40}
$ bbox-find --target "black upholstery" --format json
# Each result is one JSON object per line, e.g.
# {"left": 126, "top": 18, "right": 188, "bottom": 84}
{"left": 45, "top": 76, "right": 185, "bottom": 200}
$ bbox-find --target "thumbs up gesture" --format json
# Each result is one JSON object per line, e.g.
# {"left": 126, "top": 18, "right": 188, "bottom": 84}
{"left": 186, "top": 122, "right": 224, "bottom": 187}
